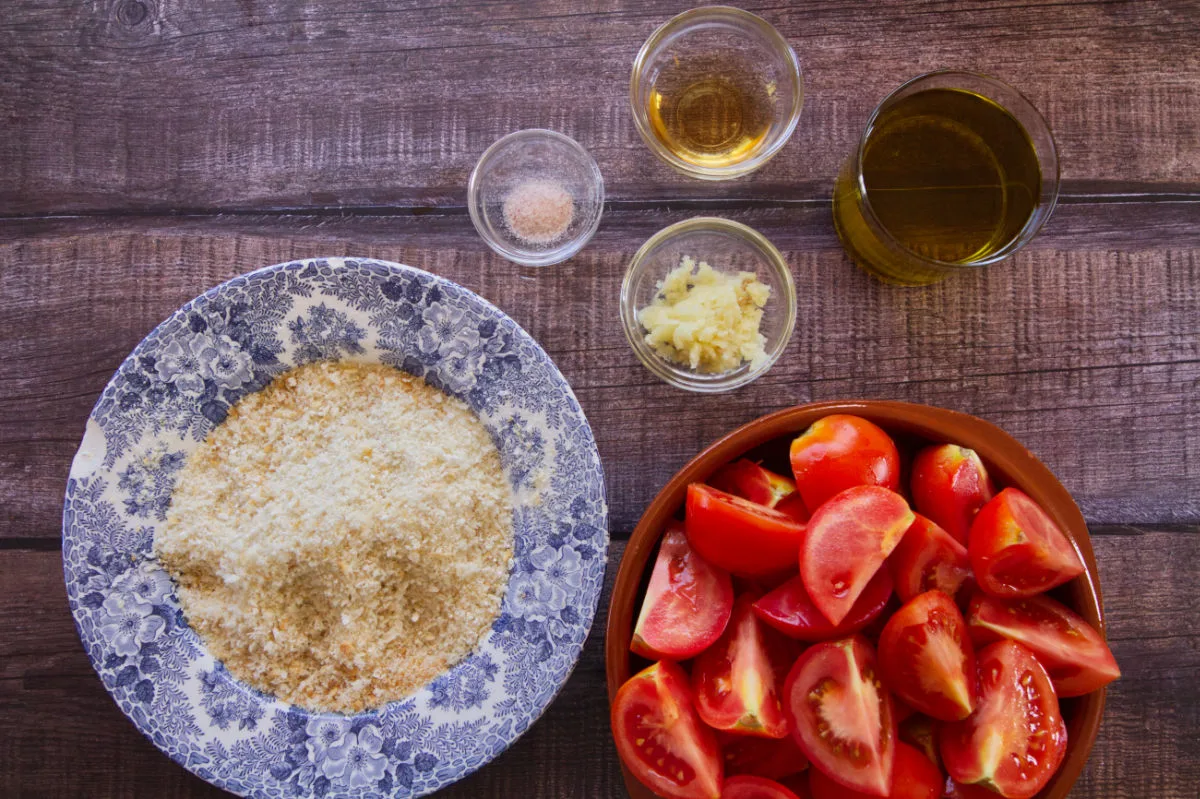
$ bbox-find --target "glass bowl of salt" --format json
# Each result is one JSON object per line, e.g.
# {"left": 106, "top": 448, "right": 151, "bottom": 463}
{"left": 468, "top": 129, "right": 605, "bottom": 267}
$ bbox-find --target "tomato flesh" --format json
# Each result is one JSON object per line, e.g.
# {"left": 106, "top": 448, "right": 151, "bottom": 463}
{"left": 782, "top": 636, "right": 897, "bottom": 797}
{"left": 898, "top": 714, "right": 940, "bottom": 769}
{"left": 723, "top": 775, "right": 805, "bottom": 799}
{"left": 688, "top": 483, "right": 807, "bottom": 577}
{"left": 878, "top": 591, "right": 975, "bottom": 722}
{"left": 940, "top": 641, "right": 1067, "bottom": 799}
{"left": 888, "top": 515, "right": 972, "bottom": 604}
{"left": 693, "top": 593, "right": 793, "bottom": 738}
{"left": 910, "top": 445, "right": 995, "bottom": 546}
{"left": 801, "top": 486, "right": 915, "bottom": 626}
{"left": 754, "top": 570, "right": 893, "bottom": 642}
{"left": 633, "top": 522, "right": 734, "bottom": 660}
{"left": 790, "top": 414, "right": 901, "bottom": 511}
{"left": 720, "top": 731, "right": 809, "bottom": 781}
{"left": 968, "top": 488, "right": 1085, "bottom": 597}
{"left": 809, "top": 741, "right": 942, "bottom": 799}
{"left": 967, "top": 592, "right": 1120, "bottom": 697}
{"left": 612, "top": 661, "right": 724, "bottom": 799}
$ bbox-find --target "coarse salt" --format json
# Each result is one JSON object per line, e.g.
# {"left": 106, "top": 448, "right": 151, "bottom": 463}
{"left": 502, "top": 178, "right": 574, "bottom": 245}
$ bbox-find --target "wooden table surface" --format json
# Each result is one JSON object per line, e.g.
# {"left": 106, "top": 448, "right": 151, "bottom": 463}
{"left": 2, "top": 1, "right": 1198, "bottom": 797}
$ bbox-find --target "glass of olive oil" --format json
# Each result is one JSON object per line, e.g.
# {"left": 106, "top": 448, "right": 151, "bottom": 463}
{"left": 631, "top": 7, "right": 804, "bottom": 180}
{"left": 833, "top": 71, "right": 1059, "bottom": 285}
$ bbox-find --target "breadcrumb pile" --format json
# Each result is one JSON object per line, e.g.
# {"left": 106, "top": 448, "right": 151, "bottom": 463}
{"left": 155, "top": 362, "right": 513, "bottom": 713}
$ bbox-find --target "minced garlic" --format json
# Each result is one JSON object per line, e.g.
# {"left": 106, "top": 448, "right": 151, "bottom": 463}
{"left": 637, "top": 256, "right": 772, "bottom": 373}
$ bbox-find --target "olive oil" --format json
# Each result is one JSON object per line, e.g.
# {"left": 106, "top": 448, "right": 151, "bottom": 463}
{"left": 834, "top": 88, "right": 1042, "bottom": 284}
{"left": 648, "top": 56, "right": 775, "bottom": 168}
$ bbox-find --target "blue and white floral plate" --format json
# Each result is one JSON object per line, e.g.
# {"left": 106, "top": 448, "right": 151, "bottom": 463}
{"left": 62, "top": 257, "right": 609, "bottom": 798}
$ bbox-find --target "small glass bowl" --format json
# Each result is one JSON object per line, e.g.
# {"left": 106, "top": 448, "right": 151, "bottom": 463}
{"left": 630, "top": 6, "right": 804, "bottom": 180}
{"left": 620, "top": 218, "right": 796, "bottom": 392}
{"left": 468, "top": 129, "right": 604, "bottom": 267}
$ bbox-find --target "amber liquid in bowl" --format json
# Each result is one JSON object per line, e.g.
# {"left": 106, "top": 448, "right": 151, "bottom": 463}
{"left": 647, "top": 54, "right": 776, "bottom": 169}
{"left": 834, "top": 88, "right": 1042, "bottom": 284}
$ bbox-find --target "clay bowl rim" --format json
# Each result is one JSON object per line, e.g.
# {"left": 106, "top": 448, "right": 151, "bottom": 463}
{"left": 605, "top": 399, "right": 1107, "bottom": 799}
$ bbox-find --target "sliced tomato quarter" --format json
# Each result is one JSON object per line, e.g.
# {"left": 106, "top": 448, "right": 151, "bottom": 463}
{"left": 967, "top": 592, "right": 1120, "bottom": 697}
{"left": 632, "top": 522, "right": 734, "bottom": 660}
{"left": 712, "top": 459, "right": 800, "bottom": 508}
{"left": 754, "top": 569, "right": 893, "bottom": 642}
{"left": 910, "top": 444, "right": 995, "bottom": 545}
{"left": 878, "top": 591, "right": 976, "bottom": 722}
{"left": 693, "top": 593, "right": 793, "bottom": 738}
{"left": 687, "top": 484, "right": 807, "bottom": 577}
{"left": 612, "top": 661, "right": 724, "bottom": 799}
{"left": 783, "top": 636, "right": 896, "bottom": 797}
{"left": 722, "top": 775, "right": 805, "bottom": 799}
{"left": 789, "top": 415, "right": 901, "bottom": 511}
{"left": 800, "top": 486, "right": 915, "bottom": 626}
{"left": 888, "top": 515, "right": 972, "bottom": 604}
{"left": 940, "top": 640, "right": 1067, "bottom": 799}
{"left": 968, "top": 488, "right": 1085, "bottom": 598}
{"left": 809, "top": 741, "right": 943, "bottom": 799}
{"left": 720, "top": 731, "right": 809, "bottom": 781}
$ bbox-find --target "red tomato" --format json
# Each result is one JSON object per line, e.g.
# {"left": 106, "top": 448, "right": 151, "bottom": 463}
{"left": 940, "top": 641, "right": 1067, "bottom": 799}
{"left": 633, "top": 523, "right": 735, "bottom": 660}
{"left": 888, "top": 515, "right": 972, "bottom": 604}
{"left": 693, "top": 594, "right": 793, "bottom": 738}
{"left": 753, "top": 570, "right": 893, "bottom": 642}
{"left": 720, "top": 731, "right": 809, "bottom": 781}
{"left": 687, "top": 484, "right": 807, "bottom": 577}
{"left": 910, "top": 445, "right": 995, "bottom": 545}
{"left": 711, "top": 459, "right": 798, "bottom": 508}
{"left": 878, "top": 591, "right": 976, "bottom": 722}
{"left": 967, "top": 592, "right": 1120, "bottom": 697}
{"left": 968, "top": 488, "right": 1085, "bottom": 598}
{"left": 809, "top": 742, "right": 943, "bottom": 799}
{"left": 789, "top": 414, "right": 901, "bottom": 511}
{"left": 898, "top": 714, "right": 940, "bottom": 769}
{"left": 782, "top": 636, "right": 897, "bottom": 797}
{"left": 800, "top": 486, "right": 915, "bottom": 626}
{"left": 723, "top": 775, "right": 804, "bottom": 799}
{"left": 612, "top": 661, "right": 724, "bottom": 799}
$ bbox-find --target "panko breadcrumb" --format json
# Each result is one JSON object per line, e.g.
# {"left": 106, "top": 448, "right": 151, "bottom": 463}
{"left": 154, "top": 361, "right": 513, "bottom": 713}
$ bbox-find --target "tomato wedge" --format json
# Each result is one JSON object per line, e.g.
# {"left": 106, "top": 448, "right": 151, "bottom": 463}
{"left": 720, "top": 731, "right": 809, "bottom": 781}
{"left": 783, "top": 636, "right": 897, "bottom": 797}
{"left": 809, "top": 741, "right": 943, "bottom": 799}
{"left": 754, "top": 569, "right": 893, "bottom": 642}
{"left": 801, "top": 486, "right": 915, "bottom": 626}
{"left": 878, "top": 591, "right": 975, "bottom": 722}
{"left": 940, "top": 641, "right": 1067, "bottom": 799}
{"left": 633, "top": 522, "right": 734, "bottom": 660}
{"left": 693, "top": 594, "right": 793, "bottom": 738}
{"left": 968, "top": 488, "right": 1085, "bottom": 597}
{"left": 888, "top": 515, "right": 972, "bottom": 604}
{"left": 711, "top": 459, "right": 811, "bottom": 524}
{"left": 789, "top": 415, "right": 901, "bottom": 511}
{"left": 723, "top": 775, "right": 805, "bottom": 799}
{"left": 966, "top": 592, "right": 1120, "bottom": 697}
{"left": 612, "top": 661, "right": 724, "bottom": 799}
{"left": 687, "top": 484, "right": 807, "bottom": 577}
{"left": 910, "top": 445, "right": 995, "bottom": 545}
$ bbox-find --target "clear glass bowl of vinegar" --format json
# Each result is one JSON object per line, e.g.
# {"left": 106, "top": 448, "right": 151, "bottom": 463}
{"left": 630, "top": 6, "right": 804, "bottom": 181}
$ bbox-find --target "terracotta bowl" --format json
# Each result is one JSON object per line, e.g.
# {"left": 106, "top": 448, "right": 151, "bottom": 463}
{"left": 605, "top": 400, "right": 1108, "bottom": 799}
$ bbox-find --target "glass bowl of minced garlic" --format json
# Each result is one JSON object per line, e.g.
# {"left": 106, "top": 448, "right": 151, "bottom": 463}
{"left": 620, "top": 217, "right": 796, "bottom": 392}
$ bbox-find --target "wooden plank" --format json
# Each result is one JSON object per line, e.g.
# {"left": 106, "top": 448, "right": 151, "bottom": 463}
{"left": 2, "top": 530, "right": 1198, "bottom": 797}
{"left": 3, "top": 201, "right": 1198, "bottom": 539}
{"left": 2, "top": 0, "right": 1198, "bottom": 214}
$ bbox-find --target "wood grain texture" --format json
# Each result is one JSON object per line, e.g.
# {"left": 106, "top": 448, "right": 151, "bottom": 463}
{"left": 2, "top": 0, "right": 1198, "bottom": 214}
{"left": 4, "top": 201, "right": 1199, "bottom": 538}
{"left": 2, "top": 532, "right": 1198, "bottom": 798}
